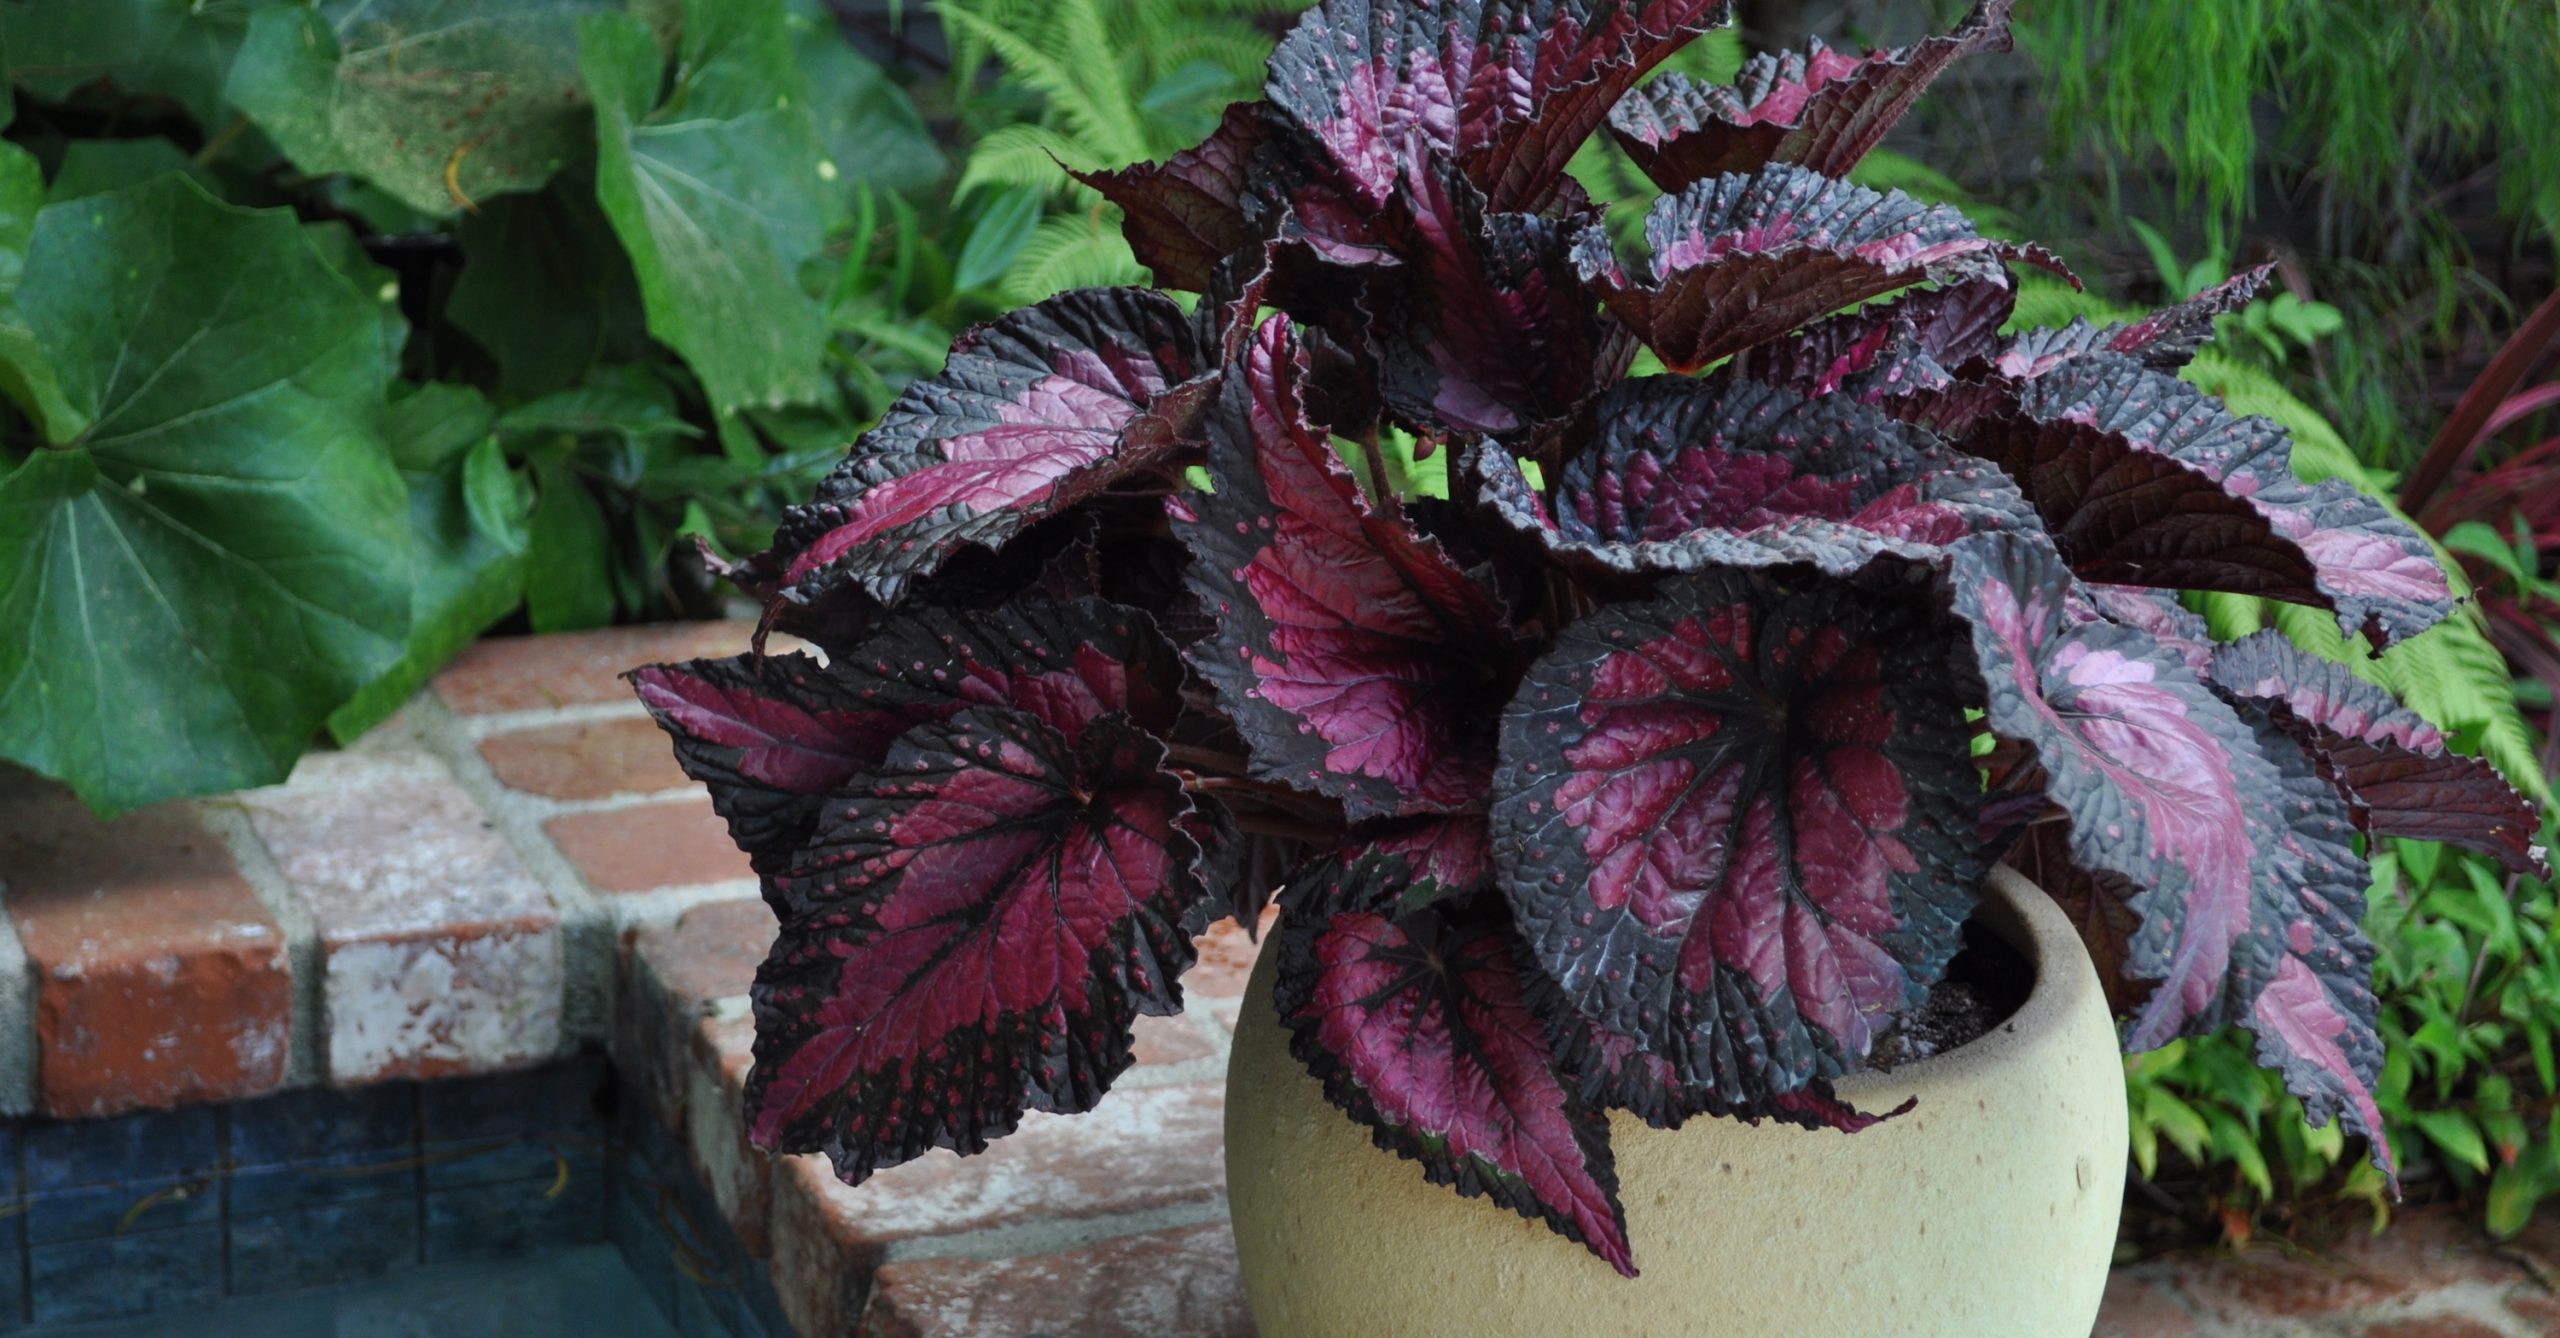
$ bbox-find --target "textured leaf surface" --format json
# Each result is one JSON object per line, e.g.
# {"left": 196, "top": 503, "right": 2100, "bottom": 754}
{"left": 1264, "top": 0, "right": 1734, "bottom": 211}
{"left": 637, "top": 596, "right": 1182, "bottom": 867}
{"left": 1, "top": 0, "right": 244, "bottom": 127}
{"left": 2208, "top": 631, "right": 2545, "bottom": 875}
{"left": 582, "top": 1, "right": 837, "bottom": 413}
{"left": 1996, "top": 353, "right": 2453, "bottom": 643}
{"left": 1607, "top": 0, "right": 2012, "bottom": 190}
{"left": 1731, "top": 278, "right": 2012, "bottom": 402}
{"left": 1274, "top": 823, "right": 1633, "bottom": 1275}
{"left": 1182, "top": 319, "right": 1511, "bottom": 820}
{"left": 1073, "top": 102, "right": 1277, "bottom": 293}
{"left": 1578, "top": 166, "right": 2042, "bottom": 373}
{"left": 1995, "top": 265, "right": 2275, "bottom": 379}
{"left": 1477, "top": 374, "right": 2030, "bottom": 576}
{"left": 0, "top": 177, "right": 409, "bottom": 813}
{"left": 750, "top": 288, "right": 1207, "bottom": 609}
{"left": 1954, "top": 540, "right": 2265, "bottom": 1043}
{"left": 748, "top": 706, "right": 1207, "bottom": 1179}
{"left": 1491, "top": 568, "right": 1984, "bottom": 1112}
{"left": 230, "top": 0, "right": 612, "bottom": 217}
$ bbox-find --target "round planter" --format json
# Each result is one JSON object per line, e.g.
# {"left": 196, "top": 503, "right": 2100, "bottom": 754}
{"left": 1223, "top": 866, "right": 2127, "bottom": 1337}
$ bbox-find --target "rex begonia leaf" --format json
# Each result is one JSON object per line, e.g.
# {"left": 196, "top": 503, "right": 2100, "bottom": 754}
{"left": 1180, "top": 317, "right": 1512, "bottom": 821}
{"left": 1273, "top": 822, "right": 1635, "bottom": 1275}
{"left": 1607, "top": 0, "right": 2013, "bottom": 191}
{"left": 747, "top": 706, "right": 1209, "bottom": 1180}
{"left": 1577, "top": 165, "right": 2056, "bottom": 374}
{"left": 0, "top": 175, "right": 409, "bottom": 814}
{"left": 1476, "top": 374, "right": 2031, "bottom": 577}
{"left": 745, "top": 288, "right": 1209, "bottom": 611}
{"left": 1730, "top": 278, "right": 2014, "bottom": 403}
{"left": 1371, "top": 164, "right": 1632, "bottom": 432}
{"left": 2208, "top": 630, "right": 2546, "bottom": 876}
{"left": 581, "top": 1, "right": 838, "bottom": 414}
{"left": 634, "top": 595, "right": 1183, "bottom": 868}
{"left": 2071, "top": 582, "right": 2214, "bottom": 675}
{"left": 1490, "top": 567, "right": 1985, "bottom": 1116}
{"left": 1263, "top": 0, "right": 1735, "bottom": 212}
{"left": 1994, "top": 265, "right": 2277, "bottom": 380}
{"left": 1992, "top": 352, "right": 2453, "bottom": 644}
{"left": 1951, "top": 539, "right": 2347, "bottom": 1052}
{"left": 1072, "top": 102, "right": 1278, "bottom": 293}
{"left": 229, "top": 0, "right": 614, "bottom": 218}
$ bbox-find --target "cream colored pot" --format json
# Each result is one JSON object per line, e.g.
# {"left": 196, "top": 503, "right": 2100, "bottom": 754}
{"left": 1224, "top": 866, "right": 2127, "bottom": 1338}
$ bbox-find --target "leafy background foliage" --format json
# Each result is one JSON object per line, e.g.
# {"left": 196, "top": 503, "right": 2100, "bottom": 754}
{"left": 2, "top": 0, "right": 2557, "bottom": 1255}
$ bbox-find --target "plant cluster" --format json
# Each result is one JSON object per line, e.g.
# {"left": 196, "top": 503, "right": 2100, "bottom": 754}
{"left": 0, "top": 0, "right": 995, "bottom": 814}
{"left": 629, "top": 0, "right": 2547, "bottom": 1276}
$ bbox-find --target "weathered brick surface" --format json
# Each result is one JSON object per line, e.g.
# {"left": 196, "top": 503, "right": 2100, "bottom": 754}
{"left": 544, "top": 796, "right": 752, "bottom": 895}
{"left": 2091, "top": 1273, "right": 2199, "bottom": 1338}
{"left": 616, "top": 897, "right": 771, "bottom": 1127}
{"left": 2357, "top": 1319, "right": 2509, "bottom": 1338}
{"left": 858, "top": 1220, "right": 1255, "bottom": 1338}
{"left": 478, "top": 716, "right": 691, "bottom": 800}
{"left": 243, "top": 751, "right": 562, "bottom": 1085}
{"left": 686, "top": 1013, "right": 772, "bottom": 1257}
{"left": 0, "top": 776, "right": 291, "bottom": 1117}
{"left": 431, "top": 621, "right": 759, "bottom": 715}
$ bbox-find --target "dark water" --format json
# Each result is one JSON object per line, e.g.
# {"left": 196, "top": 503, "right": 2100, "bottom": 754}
{"left": 23, "top": 1245, "right": 678, "bottom": 1337}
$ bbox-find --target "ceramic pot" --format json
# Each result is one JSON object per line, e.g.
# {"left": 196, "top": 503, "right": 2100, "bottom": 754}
{"left": 1223, "top": 866, "right": 2127, "bottom": 1337}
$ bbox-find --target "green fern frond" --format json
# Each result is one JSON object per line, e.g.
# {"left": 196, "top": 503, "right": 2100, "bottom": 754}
{"left": 1001, "top": 214, "right": 1145, "bottom": 305}
{"left": 958, "top": 124, "right": 1096, "bottom": 197}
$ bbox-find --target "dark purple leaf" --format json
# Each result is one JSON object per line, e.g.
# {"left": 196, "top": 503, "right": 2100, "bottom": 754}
{"left": 1264, "top": 0, "right": 1735, "bottom": 213}
{"left": 1950, "top": 538, "right": 2294, "bottom": 1049}
{"left": 2208, "top": 631, "right": 2547, "bottom": 876}
{"left": 1490, "top": 567, "right": 1986, "bottom": 1114}
{"left": 748, "top": 706, "right": 1209, "bottom": 1179}
{"left": 1993, "top": 353, "right": 2454, "bottom": 644}
{"left": 1578, "top": 166, "right": 2064, "bottom": 374}
{"left": 1608, "top": 0, "right": 2014, "bottom": 191}
{"left": 1476, "top": 374, "right": 2031, "bottom": 577}
{"left": 2002, "top": 822, "right": 2148, "bottom": 1017}
{"left": 1371, "top": 163, "right": 1634, "bottom": 431}
{"left": 636, "top": 597, "right": 1183, "bottom": 870}
{"left": 1073, "top": 103, "right": 1279, "bottom": 293}
{"left": 742, "top": 288, "right": 1210, "bottom": 609}
{"left": 1732, "top": 277, "right": 2015, "bottom": 401}
{"left": 1180, "top": 317, "right": 1514, "bottom": 821}
{"left": 2069, "top": 583, "right": 2215, "bottom": 674}
{"left": 1273, "top": 823, "right": 1634, "bottom": 1275}
{"left": 1995, "top": 265, "right": 2277, "bottom": 379}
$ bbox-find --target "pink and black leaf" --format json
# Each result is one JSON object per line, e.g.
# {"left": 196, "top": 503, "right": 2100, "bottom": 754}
{"left": 1608, "top": 0, "right": 2015, "bottom": 191}
{"left": 1179, "top": 317, "right": 1515, "bottom": 821}
{"left": 1490, "top": 567, "right": 1986, "bottom": 1116}
{"left": 741, "top": 288, "right": 1211, "bottom": 611}
{"left": 1475, "top": 374, "right": 2033, "bottom": 578}
{"left": 1994, "top": 265, "right": 2277, "bottom": 380}
{"left": 749, "top": 706, "right": 1210, "bottom": 1181}
{"left": 2208, "top": 631, "right": 2547, "bottom": 876}
{"left": 1273, "top": 821, "right": 1637, "bottom": 1275}
{"left": 1577, "top": 166, "right": 2064, "bottom": 374}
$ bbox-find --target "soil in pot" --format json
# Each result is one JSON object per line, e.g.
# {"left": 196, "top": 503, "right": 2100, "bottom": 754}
{"left": 1869, "top": 917, "right": 2037, "bottom": 1067}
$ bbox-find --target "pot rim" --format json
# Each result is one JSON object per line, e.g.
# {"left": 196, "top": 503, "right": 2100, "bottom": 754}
{"left": 1831, "top": 863, "right": 2099, "bottom": 1100}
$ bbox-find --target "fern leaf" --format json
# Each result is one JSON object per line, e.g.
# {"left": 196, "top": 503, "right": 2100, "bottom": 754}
{"left": 1000, "top": 214, "right": 1145, "bottom": 305}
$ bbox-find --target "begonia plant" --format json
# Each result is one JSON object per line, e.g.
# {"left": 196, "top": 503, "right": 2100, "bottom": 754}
{"left": 634, "top": 0, "right": 2544, "bottom": 1275}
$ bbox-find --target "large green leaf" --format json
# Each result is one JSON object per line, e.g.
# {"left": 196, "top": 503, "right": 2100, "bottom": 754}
{"left": 581, "top": 0, "right": 837, "bottom": 414}
{"left": 449, "top": 177, "right": 652, "bottom": 394}
{"left": 0, "top": 176, "right": 409, "bottom": 813}
{"left": 327, "top": 383, "right": 527, "bottom": 743}
{"left": 0, "top": 0, "right": 246, "bottom": 128}
{"left": 0, "top": 140, "right": 70, "bottom": 433}
{"left": 788, "top": 2, "right": 945, "bottom": 196}
{"left": 227, "top": 0, "right": 618, "bottom": 217}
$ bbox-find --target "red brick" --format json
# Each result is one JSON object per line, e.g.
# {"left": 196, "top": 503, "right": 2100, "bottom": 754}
{"left": 768, "top": 1081, "right": 1229, "bottom": 1331}
{"left": 2091, "top": 1271, "right": 2199, "bottom": 1338}
{"left": 431, "top": 621, "right": 762, "bottom": 715}
{"left": 2358, "top": 1320, "right": 2507, "bottom": 1338}
{"left": 545, "top": 796, "right": 751, "bottom": 894}
{"left": 242, "top": 751, "right": 561, "bottom": 1085}
{"left": 686, "top": 1013, "right": 772, "bottom": 1256}
{"left": 2173, "top": 1208, "right": 2517, "bottom": 1321}
{"left": 0, "top": 777, "right": 290, "bottom": 1117}
{"left": 2505, "top": 1292, "right": 2560, "bottom": 1331}
{"left": 478, "top": 716, "right": 690, "bottom": 800}
{"left": 616, "top": 898, "right": 772, "bottom": 1126}
{"left": 858, "top": 1220, "right": 1254, "bottom": 1338}
{"left": 1187, "top": 907, "right": 1277, "bottom": 999}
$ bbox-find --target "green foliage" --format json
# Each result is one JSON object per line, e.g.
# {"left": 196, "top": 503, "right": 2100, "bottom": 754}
{"left": 0, "top": 0, "right": 964, "bottom": 810}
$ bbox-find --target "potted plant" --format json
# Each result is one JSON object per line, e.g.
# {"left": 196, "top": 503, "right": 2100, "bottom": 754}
{"left": 632, "top": 0, "right": 2545, "bottom": 1331}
